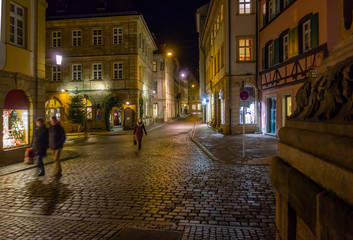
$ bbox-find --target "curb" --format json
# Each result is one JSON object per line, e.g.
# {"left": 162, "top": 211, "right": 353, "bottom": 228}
{"left": 191, "top": 122, "right": 223, "bottom": 164}
{"left": 0, "top": 152, "right": 80, "bottom": 177}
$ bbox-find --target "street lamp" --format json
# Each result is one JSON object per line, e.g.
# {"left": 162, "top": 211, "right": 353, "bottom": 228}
{"left": 56, "top": 55, "right": 63, "bottom": 65}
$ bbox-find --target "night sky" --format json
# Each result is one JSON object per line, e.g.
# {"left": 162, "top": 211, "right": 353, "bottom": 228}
{"left": 131, "top": 0, "right": 210, "bottom": 76}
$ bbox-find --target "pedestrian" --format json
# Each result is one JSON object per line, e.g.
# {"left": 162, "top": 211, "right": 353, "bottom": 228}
{"left": 133, "top": 118, "right": 147, "bottom": 150}
{"left": 32, "top": 117, "right": 49, "bottom": 176}
{"left": 49, "top": 116, "right": 66, "bottom": 177}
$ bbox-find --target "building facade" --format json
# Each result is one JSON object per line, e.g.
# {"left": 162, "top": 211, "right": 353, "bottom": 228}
{"left": 197, "top": 0, "right": 258, "bottom": 134}
{"left": 258, "top": 0, "right": 339, "bottom": 135}
{"left": 45, "top": 7, "right": 156, "bottom": 132}
{"left": 0, "top": 0, "right": 47, "bottom": 165}
{"left": 152, "top": 49, "right": 177, "bottom": 122}
{"left": 188, "top": 75, "right": 202, "bottom": 115}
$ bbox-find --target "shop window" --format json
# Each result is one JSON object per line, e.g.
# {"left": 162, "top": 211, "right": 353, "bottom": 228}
{"left": 197, "top": 104, "right": 202, "bottom": 111}
{"left": 192, "top": 105, "right": 196, "bottom": 110}
{"left": 240, "top": 84, "right": 256, "bottom": 124}
{"left": 83, "top": 98, "right": 93, "bottom": 120}
{"left": 10, "top": 2, "right": 25, "bottom": 47}
{"left": 3, "top": 90, "right": 29, "bottom": 149}
{"left": 45, "top": 98, "right": 62, "bottom": 122}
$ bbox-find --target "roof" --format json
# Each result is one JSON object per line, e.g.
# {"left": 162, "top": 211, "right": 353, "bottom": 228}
{"left": 46, "top": 0, "right": 138, "bottom": 20}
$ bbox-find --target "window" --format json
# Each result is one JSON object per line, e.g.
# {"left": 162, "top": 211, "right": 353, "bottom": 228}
{"left": 283, "top": 95, "right": 292, "bottom": 127}
{"left": 92, "top": 29, "right": 102, "bottom": 45}
{"left": 52, "top": 31, "right": 61, "bottom": 48}
{"left": 240, "top": 84, "right": 256, "bottom": 124}
{"left": 72, "top": 30, "right": 82, "bottom": 47}
{"left": 192, "top": 105, "right": 196, "bottom": 110}
{"left": 197, "top": 104, "right": 202, "bottom": 111}
{"left": 221, "top": 99, "right": 225, "bottom": 124}
{"left": 269, "top": 0, "right": 274, "bottom": 19}
{"left": 284, "top": 0, "right": 291, "bottom": 7}
{"left": 221, "top": 45, "right": 225, "bottom": 67}
{"left": 221, "top": 4, "right": 224, "bottom": 22}
{"left": 239, "top": 0, "right": 251, "bottom": 14}
{"left": 283, "top": 34, "right": 289, "bottom": 61}
{"left": 113, "top": 63, "right": 123, "bottom": 79}
{"left": 52, "top": 66, "right": 61, "bottom": 82}
{"left": 238, "top": 39, "right": 253, "bottom": 61}
{"left": 192, "top": 96, "right": 195, "bottom": 100}
{"left": 113, "top": 28, "right": 123, "bottom": 44}
{"left": 92, "top": 64, "right": 102, "bottom": 80}
{"left": 9, "top": 2, "right": 24, "bottom": 47}
{"left": 72, "top": 64, "right": 82, "bottom": 81}
{"left": 303, "top": 20, "right": 311, "bottom": 52}
{"left": 268, "top": 43, "right": 273, "bottom": 66}
{"left": 153, "top": 82, "right": 157, "bottom": 94}
{"left": 153, "top": 61, "right": 157, "bottom": 72}
{"left": 83, "top": 98, "right": 93, "bottom": 120}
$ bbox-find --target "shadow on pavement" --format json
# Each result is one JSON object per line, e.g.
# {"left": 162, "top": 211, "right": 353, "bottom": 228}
{"left": 26, "top": 178, "right": 71, "bottom": 215}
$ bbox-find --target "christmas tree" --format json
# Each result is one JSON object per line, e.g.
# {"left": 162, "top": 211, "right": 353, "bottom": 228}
{"left": 67, "top": 94, "right": 86, "bottom": 134}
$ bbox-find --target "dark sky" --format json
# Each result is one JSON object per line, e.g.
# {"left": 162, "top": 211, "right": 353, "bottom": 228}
{"left": 131, "top": 0, "right": 210, "bottom": 76}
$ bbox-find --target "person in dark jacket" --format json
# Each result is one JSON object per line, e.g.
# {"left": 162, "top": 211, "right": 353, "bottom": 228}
{"left": 49, "top": 116, "right": 66, "bottom": 177}
{"left": 32, "top": 117, "right": 49, "bottom": 176}
{"left": 133, "top": 118, "right": 147, "bottom": 150}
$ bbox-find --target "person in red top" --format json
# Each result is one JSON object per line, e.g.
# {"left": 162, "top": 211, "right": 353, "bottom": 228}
{"left": 133, "top": 118, "right": 147, "bottom": 150}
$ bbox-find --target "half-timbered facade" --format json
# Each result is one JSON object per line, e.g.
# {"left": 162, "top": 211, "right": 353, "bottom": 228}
{"left": 258, "top": 0, "right": 339, "bottom": 135}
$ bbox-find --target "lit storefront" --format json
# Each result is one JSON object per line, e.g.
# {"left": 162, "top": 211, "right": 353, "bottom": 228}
{"left": 3, "top": 90, "right": 30, "bottom": 149}
{"left": 45, "top": 98, "right": 62, "bottom": 122}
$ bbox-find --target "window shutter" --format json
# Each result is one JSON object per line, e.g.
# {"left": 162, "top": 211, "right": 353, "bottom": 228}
{"left": 274, "top": 38, "right": 280, "bottom": 65}
{"left": 298, "top": 24, "right": 303, "bottom": 54}
{"left": 275, "top": 0, "right": 281, "bottom": 14}
{"left": 262, "top": 47, "right": 266, "bottom": 69}
{"left": 289, "top": 26, "right": 299, "bottom": 58}
{"left": 263, "top": 4, "right": 267, "bottom": 26}
{"left": 279, "top": 36, "right": 284, "bottom": 62}
{"left": 311, "top": 13, "right": 319, "bottom": 48}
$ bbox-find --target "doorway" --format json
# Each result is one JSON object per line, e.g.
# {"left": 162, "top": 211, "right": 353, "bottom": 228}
{"left": 112, "top": 108, "right": 122, "bottom": 127}
{"left": 267, "top": 97, "right": 276, "bottom": 134}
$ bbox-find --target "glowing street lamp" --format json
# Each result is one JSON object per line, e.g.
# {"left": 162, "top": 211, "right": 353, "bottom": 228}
{"left": 56, "top": 55, "right": 63, "bottom": 65}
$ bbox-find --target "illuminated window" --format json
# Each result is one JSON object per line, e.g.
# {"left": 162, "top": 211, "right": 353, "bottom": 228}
{"left": 239, "top": 0, "right": 251, "bottom": 14}
{"left": 153, "top": 61, "right": 157, "bottom": 72}
{"left": 238, "top": 39, "right": 253, "bottom": 61}
{"left": 192, "top": 105, "right": 196, "bottom": 110}
{"left": 83, "top": 98, "right": 93, "bottom": 120}
{"left": 303, "top": 20, "right": 311, "bottom": 52}
{"left": 92, "top": 29, "right": 102, "bottom": 45}
{"left": 52, "top": 31, "right": 61, "bottom": 48}
{"left": 10, "top": 2, "right": 24, "bottom": 47}
{"left": 221, "top": 99, "right": 225, "bottom": 124}
{"left": 72, "top": 64, "right": 82, "bottom": 81}
{"left": 283, "top": 34, "right": 289, "bottom": 60}
{"left": 113, "top": 28, "right": 123, "bottom": 44}
{"left": 72, "top": 30, "right": 82, "bottom": 47}
{"left": 52, "top": 66, "right": 61, "bottom": 82}
{"left": 113, "top": 63, "right": 123, "bottom": 79}
{"left": 92, "top": 63, "right": 102, "bottom": 80}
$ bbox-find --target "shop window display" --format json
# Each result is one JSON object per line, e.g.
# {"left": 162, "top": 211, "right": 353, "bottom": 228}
{"left": 3, "top": 110, "right": 29, "bottom": 148}
{"left": 83, "top": 98, "right": 93, "bottom": 120}
{"left": 45, "top": 98, "right": 62, "bottom": 122}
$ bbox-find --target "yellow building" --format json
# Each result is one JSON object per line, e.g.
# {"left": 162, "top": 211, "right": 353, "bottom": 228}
{"left": 0, "top": 0, "right": 47, "bottom": 165}
{"left": 45, "top": 3, "right": 156, "bottom": 132}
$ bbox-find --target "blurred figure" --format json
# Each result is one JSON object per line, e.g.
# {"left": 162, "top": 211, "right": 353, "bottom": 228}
{"left": 133, "top": 118, "right": 147, "bottom": 150}
{"left": 49, "top": 116, "right": 66, "bottom": 178}
{"left": 32, "top": 117, "right": 49, "bottom": 176}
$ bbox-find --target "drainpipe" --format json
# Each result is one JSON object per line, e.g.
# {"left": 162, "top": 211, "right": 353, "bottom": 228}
{"left": 228, "top": 0, "right": 232, "bottom": 134}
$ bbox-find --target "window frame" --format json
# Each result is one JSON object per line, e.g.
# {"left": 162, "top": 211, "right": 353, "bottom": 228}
{"left": 52, "top": 31, "right": 61, "bottom": 48}
{"left": 112, "top": 62, "right": 123, "bottom": 80}
{"left": 52, "top": 66, "right": 61, "bottom": 82}
{"left": 303, "top": 20, "right": 311, "bottom": 52}
{"left": 113, "top": 28, "right": 123, "bottom": 45}
{"left": 72, "top": 30, "right": 82, "bottom": 47}
{"left": 92, "top": 29, "right": 102, "bottom": 46}
{"left": 9, "top": 2, "right": 25, "bottom": 47}
{"left": 268, "top": 42, "right": 273, "bottom": 67}
{"left": 283, "top": 34, "right": 289, "bottom": 61}
{"left": 239, "top": 0, "right": 252, "bottom": 15}
{"left": 238, "top": 38, "right": 254, "bottom": 62}
{"left": 72, "top": 64, "right": 82, "bottom": 81}
{"left": 92, "top": 63, "right": 103, "bottom": 80}
{"left": 153, "top": 61, "right": 157, "bottom": 72}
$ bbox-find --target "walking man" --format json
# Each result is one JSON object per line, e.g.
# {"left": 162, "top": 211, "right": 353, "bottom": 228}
{"left": 49, "top": 116, "right": 66, "bottom": 177}
{"left": 133, "top": 118, "right": 147, "bottom": 150}
{"left": 32, "top": 117, "right": 49, "bottom": 176}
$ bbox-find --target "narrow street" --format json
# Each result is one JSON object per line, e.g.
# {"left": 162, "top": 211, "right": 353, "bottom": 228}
{"left": 0, "top": 117, "right": 275, "bottom": 239}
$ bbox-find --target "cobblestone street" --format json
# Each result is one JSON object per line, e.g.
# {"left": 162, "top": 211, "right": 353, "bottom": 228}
{"left": 0, "top": 118, "right": 276, "bottom": 239}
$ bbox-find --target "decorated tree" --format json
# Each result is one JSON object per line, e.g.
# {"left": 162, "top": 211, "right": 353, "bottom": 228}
{"left": 67, "top": 94, "right": 86, "bottom": 135}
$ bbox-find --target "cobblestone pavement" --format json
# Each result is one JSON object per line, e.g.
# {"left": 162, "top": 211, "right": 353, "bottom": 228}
{"left": 0, "top": 117, "right": 276, "bottom": 239}
{"left": 194, "top": 123, "right": 278, "bottom": 165}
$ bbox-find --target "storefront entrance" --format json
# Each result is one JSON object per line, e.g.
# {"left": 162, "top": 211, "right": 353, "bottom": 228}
{"left": 267, "top": 97, "right": 277, "bottom": 134}
{"left": 3, "top": 90, "right": 29, "bottom": 149}
{"left": 111, "top": 108, "right": 122, "bottom": 127}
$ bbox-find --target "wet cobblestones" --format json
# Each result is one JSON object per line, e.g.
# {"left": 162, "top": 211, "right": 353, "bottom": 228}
{"left": 0, "top": 119, "right": 276, "bottom": 239}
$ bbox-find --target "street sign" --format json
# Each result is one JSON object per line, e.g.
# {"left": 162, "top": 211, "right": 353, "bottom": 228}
{"left": 240, "top": 90, "right": 249, "bottom": 101}
{"left": 240, "top": 100, "right": 250, "bottom": 107}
